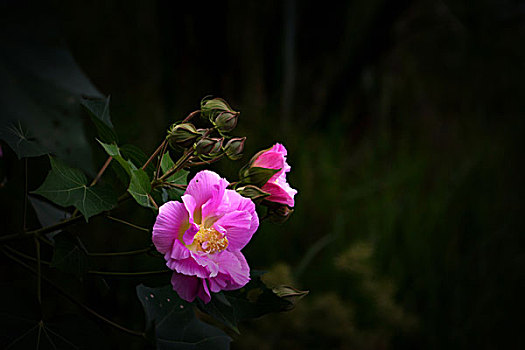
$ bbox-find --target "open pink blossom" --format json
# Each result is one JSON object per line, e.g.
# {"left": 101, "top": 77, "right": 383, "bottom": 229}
{"left": 252, "top": 143, "right": 297, "bottom": 207}
{"left": 152, "top": 170, "right": 259, "bottom": 303}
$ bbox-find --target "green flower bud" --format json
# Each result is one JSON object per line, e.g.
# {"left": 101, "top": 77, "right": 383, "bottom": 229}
{"left": 223, "top": 137, "right": 246, "bottom": 160}
{"left": 214, "top": 111, "right": 239, "bottom": 133}
{"left": 201, "top": 97, "right": 239, "bottom": 121}
{"left": 194, "top": 137, "right": 223, "bottom": 156}
{"left": 167, "top": 123, "right": 201, "bottom": 148}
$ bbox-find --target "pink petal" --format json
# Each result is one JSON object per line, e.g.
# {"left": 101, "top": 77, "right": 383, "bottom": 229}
{"left": 185, "top": 170, "right": 228, "bottom": 208}
{"left": 262, "top": 182, "right": 296, "bottom": 207}
{"left": 201, "top": 178, "right": 229, "bottom": 226}
{"left": 227, "top": 189, "right": 259, "bottom": 233}
{"left": 167, "top": 240, "right": 190, "bottom": 260}
{"left": 168, "top": 256, "right": 210, "bottom": 278}
{"left": 171, "top": 272, "right": 200, "bottom": 302}
{"left": 270, "top": 143, "right": 288, "bottom": 156}
{"left": 181, "top": 194, "right": 200, "bottom": 244}
{"left": 191, "top": 251, "right": 220, "bottom": 277}
{"left": 252, "top": 151, "right": 284, "bottom": 173}
{"left": 197, "top": 279, "right": 211, "bottom": 304}
{"left": 152, "top": 201, "right": 189, "bottom": 255}
{"left": 211, "top": 250, "right": 250, "bottom": 289}
{"left": 213, "top": 210, "right": 255, "bottom": 251}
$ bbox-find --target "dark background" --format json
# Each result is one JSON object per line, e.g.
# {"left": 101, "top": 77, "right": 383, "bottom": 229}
{"left": 1, "top": 0, "right": 524, "bottom": 349}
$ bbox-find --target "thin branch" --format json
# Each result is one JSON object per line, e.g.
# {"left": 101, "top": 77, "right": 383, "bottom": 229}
{"left": 188, "top": 154, "right": 225, "bottom": 167}
{"left": 87, "top": 246, "right": 152, "bottom": 257}
{"left": 4, "top": 245, "right": 52, "bottom": 265}
{"left": 142, "top": 139, "right": 167, "bottom": 170}
{"left": 0, "top": 215, "right": 84, "bottom": 244}
{"left": 90, "top": 156, "right": 113, "bottom": 186}
{"left": 148, "top": 194, "right": 159, "bottom": 210}
{"left": 23, "top": 158, "right": 28, "bottom": 232}
{"left": 1, "top": 248, "right": 146, "bottom": 338}
{"left": 159, "top": 129, "right": 212, "bottom": 181}
{"left": 106, "top": 215, "right": 150, "bottom": 233}
{"left": 154, "top": 140, "right": 169, "bottom": 181}
{"left": 159, "top": 148, "right": 193, "bottom": 181}
{"left": 35, "top": 238, "right": 42, "bottom": 305}
{"left": 87, "top": 269, "right": 170, "bottom": 277}
{"left": 182, "top": 110, "right": 200, "bottom": 123}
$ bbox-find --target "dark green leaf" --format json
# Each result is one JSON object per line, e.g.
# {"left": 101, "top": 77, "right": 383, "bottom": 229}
{"left": 32, "top": 157, "right": 117, "bottom": 220}
{"left": 121, "top": 144, "right": 154, "bottom": 176}
{"left": 197, "top": 294, "right": 239, "bottom": 334}
{"left": 51, "top": 232, "right": 89, "bottom": 278}
{"left": 0, "top": 122, "right": 48, "bottom": 158}
{"left": 81, "top": 96, "right": 118, "bottom": 143}
{"left": 136, "top": 284, "right": 231, "bottom": 350}
{"left": 128, "top": 168, "right": 154, "bottom": 208}
{"left": 81, "top": 96, "right": 112, "bottom": 126}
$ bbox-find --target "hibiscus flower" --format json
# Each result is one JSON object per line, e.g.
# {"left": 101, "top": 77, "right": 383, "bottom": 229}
{"left": 152, "top": 170, "right": 259, "bottom": 303}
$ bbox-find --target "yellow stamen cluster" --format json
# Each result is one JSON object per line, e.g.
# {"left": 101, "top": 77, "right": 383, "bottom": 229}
{"left": 190, "top": 226, "right": 228, "bottom": 254}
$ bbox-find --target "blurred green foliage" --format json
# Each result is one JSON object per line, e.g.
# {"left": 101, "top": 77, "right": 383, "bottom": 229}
{"left": 1, "top": 0, "right": 524, "bottom": 349}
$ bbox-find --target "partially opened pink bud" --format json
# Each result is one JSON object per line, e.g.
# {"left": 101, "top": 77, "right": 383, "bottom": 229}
{"left": 250, "top": 143, "right": 297, "bottom": 207}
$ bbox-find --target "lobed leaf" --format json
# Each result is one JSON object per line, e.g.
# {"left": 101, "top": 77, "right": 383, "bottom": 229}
{"left": 0, "top": 122, "right": 49, "bottom": 159}
{"left": 32, "top": 156, "right": 117, "bottom": 221}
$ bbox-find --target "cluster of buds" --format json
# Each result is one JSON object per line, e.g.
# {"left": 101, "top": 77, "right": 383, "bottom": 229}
{"left": 166, "top": 97, "right": 246, "bottom": 163}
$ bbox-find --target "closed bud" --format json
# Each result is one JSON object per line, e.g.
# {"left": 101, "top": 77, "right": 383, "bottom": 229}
{"left": 167, "top": 123, "right": 201, "bottom": 148}
{"left": 194, "top": 137, "right": 223, "bottom": 156}
{"left": 223, "top": 137, "right": 246, "bottom": 160}
{"left": 201, "top": 97, "right": 239, "bottom": 120}
{"left": 265, "top": 203, "right": 294, "bottom": 224}
{"left": 214, "top": 111, "right": 239, "bottom": 133}
{"left": 272, "top": 286, "right": 309, "bottom": 310}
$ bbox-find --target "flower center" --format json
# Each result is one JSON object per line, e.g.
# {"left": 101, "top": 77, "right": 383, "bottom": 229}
{"left": 190, "top": 226, "right": 228, "bottom": 254}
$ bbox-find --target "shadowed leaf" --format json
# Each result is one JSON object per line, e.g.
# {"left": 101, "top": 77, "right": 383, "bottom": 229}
{"left": 136, "top": 284, "right": 231, "bottom": 350}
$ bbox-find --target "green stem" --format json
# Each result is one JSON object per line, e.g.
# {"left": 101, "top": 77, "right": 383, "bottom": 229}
{"left": 1, "top": 248, "right": 146, "bottom": 338}
{"left": 4, "top": 245, "right": 52, "bottom": 265}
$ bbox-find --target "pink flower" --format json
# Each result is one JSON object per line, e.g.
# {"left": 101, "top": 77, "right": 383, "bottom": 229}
{"left": 152, "top": 170, "right": 259, "bottom": 303}
{"left": 252, "top": 143, "right": 297, "bottom": 207}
